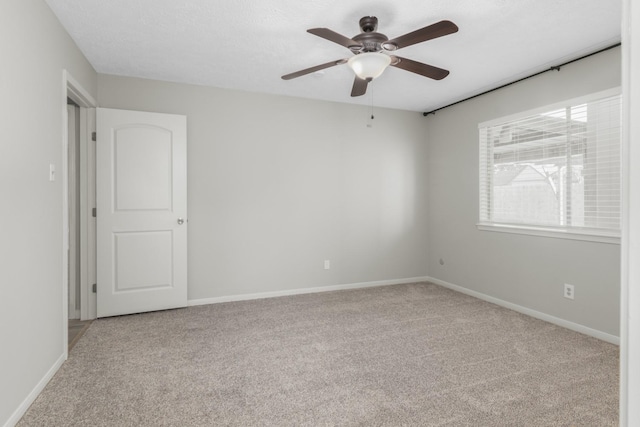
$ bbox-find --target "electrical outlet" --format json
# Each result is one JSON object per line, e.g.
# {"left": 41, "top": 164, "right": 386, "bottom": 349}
{"left": 564, "top": 283, "right": 575, "bottom": 300}
{"left": 324, "top": 260, "right": 330, "bottom": 270}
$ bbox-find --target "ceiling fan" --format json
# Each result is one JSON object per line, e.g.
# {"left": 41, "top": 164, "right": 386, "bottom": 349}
{"left": 282, "top": 16, "right": 459, "bottom": 97}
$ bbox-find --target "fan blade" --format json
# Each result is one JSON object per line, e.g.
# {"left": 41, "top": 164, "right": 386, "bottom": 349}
{"left": 282, "top": 59, "right": 348, "bottom": 80}
{"left": 383, "top": 20, "right": 458, "bottom": 50}
{"left": 390, "top": 56, "right": 449, "bottom": 80}
{"left": 351, "top": 77, "right": 369, "bottom": 97}
{"left": 308, "top": 28, "right": 363, "bottom": 50}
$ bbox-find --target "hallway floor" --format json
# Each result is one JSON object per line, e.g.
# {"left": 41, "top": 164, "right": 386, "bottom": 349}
{"left": 68, "top": 319, "right": 92, "bottom": 351}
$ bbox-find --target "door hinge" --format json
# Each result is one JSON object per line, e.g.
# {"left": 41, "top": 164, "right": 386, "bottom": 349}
{"left": 92, "top": 207, "right": 96, "bottom": 218}
{"left": 92, "top": 283, "right": 97, "bottom": 293}
{"left": 91, "top": 132, "right": 96, "bottom": 142}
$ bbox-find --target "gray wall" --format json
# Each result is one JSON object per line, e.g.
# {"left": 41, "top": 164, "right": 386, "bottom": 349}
{"left": 97, "top": 75, "right": 430, "bottom": 300}
{"left": 426, "top": 47, "right": 621, "bottom": 336}
{"left": 0, "top": 0, "right": 97, "bottom": 424}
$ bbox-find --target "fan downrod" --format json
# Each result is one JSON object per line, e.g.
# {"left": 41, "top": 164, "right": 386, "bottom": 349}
{"left": 359, "top": 16, "right": 378, "bottom": 33}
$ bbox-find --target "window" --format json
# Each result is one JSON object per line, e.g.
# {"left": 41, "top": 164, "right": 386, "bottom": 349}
{"left": 478, "top": 89, "right": 621, "bottom": 242}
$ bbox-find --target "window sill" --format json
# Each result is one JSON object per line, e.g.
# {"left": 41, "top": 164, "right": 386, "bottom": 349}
{"left": 476, "top": 223, "right": 621, "bottom": 245}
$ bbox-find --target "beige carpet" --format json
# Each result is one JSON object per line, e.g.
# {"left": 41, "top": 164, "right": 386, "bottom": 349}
{"left": 19, "top": 282, "right": 618, "bottom": 426}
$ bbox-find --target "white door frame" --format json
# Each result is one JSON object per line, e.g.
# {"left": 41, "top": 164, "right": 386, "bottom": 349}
{"left": 62, "top": 70, "right": 97, "bottom": 359}
{"left": 78, "top": 104, "right": 97, "bottom": 321}
{"left": 621, "top": 0, "right": 640, "bottom": 424}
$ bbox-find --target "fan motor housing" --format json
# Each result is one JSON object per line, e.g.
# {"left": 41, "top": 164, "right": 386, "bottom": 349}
{"left": 353, "top": 16, "right": 389, "bottom": 52}
{"left": 352, "top": 32, "right": 388, "bottom": 52}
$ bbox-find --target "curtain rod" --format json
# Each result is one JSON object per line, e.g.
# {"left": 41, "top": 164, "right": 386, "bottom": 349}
{"left": 422, "top": 42, "right": 621, "bottom": 117}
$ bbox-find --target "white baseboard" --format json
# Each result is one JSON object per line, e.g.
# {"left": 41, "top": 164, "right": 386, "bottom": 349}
{"left": 188, "top": 276, "right": 430, "bottom": 307}
{"left": 427, "top": 276, "right": 620, "bottom": 345}
{"left": 3, "top": 353, "right": 66, "bottom": 427}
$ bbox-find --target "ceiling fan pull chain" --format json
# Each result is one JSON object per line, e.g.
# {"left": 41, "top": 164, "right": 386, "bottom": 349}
{"left": 367, "top": 88, "right": 375, "bottom": 128}
{"left": 370, "top": 87, "right": 375, "bottom": 120}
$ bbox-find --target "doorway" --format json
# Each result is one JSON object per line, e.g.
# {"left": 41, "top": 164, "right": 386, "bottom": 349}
{"left": 67, "top": 100, "right": 80, "bottom": 321}
{"left": 63, "top": 70, "right": 97, "bottom": 358}
{"left": 66, "top": 99, "right": 93, "bottom": 350}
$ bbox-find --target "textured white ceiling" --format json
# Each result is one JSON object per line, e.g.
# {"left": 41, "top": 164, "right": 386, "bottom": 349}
{"left": 44, "top": 0, "right": 621, "bottom": 112}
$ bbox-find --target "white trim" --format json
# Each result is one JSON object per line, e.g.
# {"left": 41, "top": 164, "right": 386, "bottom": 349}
{"left": 478, "top": 87, "right": 621, "bottom": 129}
{"left": 61, "top": 73, "right": 70, "bottom": 360}
{"left": 79, "top": 107, "right": 97, "bottom": 321}
{"left": 65, "top": 71, "right": 97, "bottom": 108}
{"left": 477, "top": 223, "right": 621, "bottom": 245}
{"left": 2, "top": 354, "right": 65, "bottom": 427}
{"left": 79, "top": 107, "right": 89, "bottom": 320}
{"left": 188, "top": 276, "right": 430, "bottom": 306}
{"left": 426, "top": 276, "right": 620, "bottom": 345}
{"left": 621, "top": 0, "right": 640, "bottom": 423}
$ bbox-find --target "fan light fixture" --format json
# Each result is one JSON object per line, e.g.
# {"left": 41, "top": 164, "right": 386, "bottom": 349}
{"left": 348, "top": 53, "right": 391, "bottom": 80}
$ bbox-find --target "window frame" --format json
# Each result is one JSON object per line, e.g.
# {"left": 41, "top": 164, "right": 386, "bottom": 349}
{"left": 477, "top": 87, "right": 621, "bottom": 245}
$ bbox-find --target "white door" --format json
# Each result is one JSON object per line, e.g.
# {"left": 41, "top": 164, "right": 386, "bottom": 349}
{"left": 96, "top": 108, "right": 187, "bottom": 317}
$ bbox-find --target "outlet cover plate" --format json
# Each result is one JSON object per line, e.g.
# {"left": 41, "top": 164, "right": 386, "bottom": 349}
{"left": 564, "top": 283, "right": 575, "bottom": 300}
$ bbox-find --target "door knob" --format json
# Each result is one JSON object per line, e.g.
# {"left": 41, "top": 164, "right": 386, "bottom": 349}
{"left": 177, "top": 218, "right": 185, "bottom": 225}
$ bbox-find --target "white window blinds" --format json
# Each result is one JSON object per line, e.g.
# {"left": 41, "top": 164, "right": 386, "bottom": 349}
{"left": 479, "top": 91, "right": 621, "bottom": 237}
